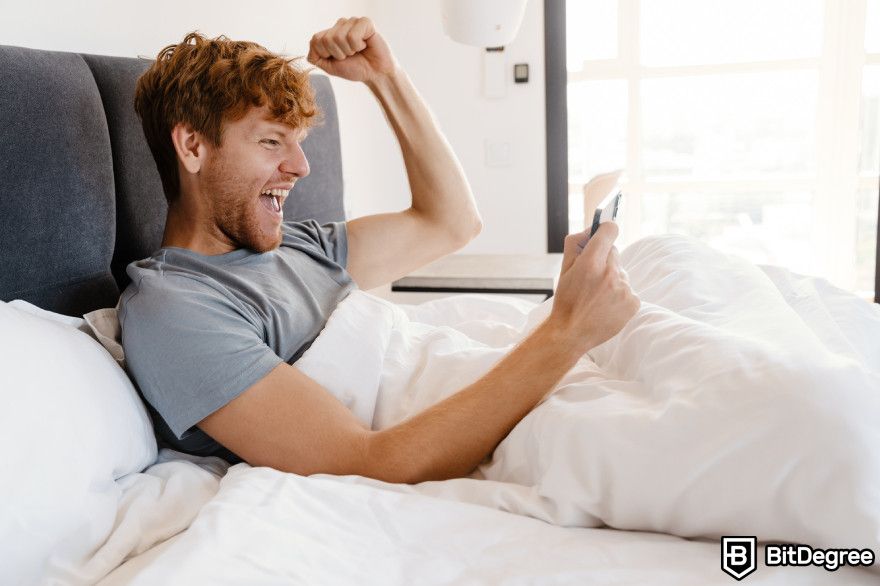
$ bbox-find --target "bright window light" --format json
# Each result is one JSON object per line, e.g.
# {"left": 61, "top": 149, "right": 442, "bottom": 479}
{"left": 566, "top": 0, "right": 880, "bottom": 296}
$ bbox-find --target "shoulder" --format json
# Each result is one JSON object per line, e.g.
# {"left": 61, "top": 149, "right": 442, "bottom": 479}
{"left": 281, "top": 219, "right": 348, "bottom": 266}
{"left": 119, "top": 264, "right": 242, "bottom": 333}
{"left": 282, "top": 218, "right": 335, "bottom": 243}
{"left": 122, "top": 264, "right": 211, "bottom": 305}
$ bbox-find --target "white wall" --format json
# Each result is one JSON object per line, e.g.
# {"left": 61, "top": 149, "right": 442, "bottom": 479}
{"left": 0, "top": 1, "right": 361, "bottom": 59}
{"left": 0, "top": 0, "right": 548, "bottom": 255}
{"left": 343, "top": 0, "right": 548, "bottom": 255}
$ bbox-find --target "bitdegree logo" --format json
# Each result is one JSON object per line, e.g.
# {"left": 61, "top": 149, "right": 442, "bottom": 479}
{"left": 721, "top": 537, "right": 876, "bottom": 580}
{"left": 721, "top": 536, "right": 757, "bottom": 580}
{"left": 765, "top": 543, "right": 875, "bottom": 572}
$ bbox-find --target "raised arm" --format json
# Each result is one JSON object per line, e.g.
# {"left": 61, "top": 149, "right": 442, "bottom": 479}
{"left": 307, "top": 17, "right": 483, "bottom": 291}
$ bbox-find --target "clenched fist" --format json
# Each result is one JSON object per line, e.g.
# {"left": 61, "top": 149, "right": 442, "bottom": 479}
{"left": 307, "top": 17, "right": 399, "bottom": 84}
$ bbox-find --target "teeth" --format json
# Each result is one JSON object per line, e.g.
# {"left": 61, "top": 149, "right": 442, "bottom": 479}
{"left": 261, "top": 188, "right": 289, "bottom": 197}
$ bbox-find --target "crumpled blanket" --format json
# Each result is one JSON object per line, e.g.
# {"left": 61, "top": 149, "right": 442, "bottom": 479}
{"left": 295, "top": 234, "right": 880, "bottom": 568}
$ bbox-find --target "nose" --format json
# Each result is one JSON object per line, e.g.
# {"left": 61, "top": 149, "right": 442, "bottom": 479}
{"left": 281, "top": 141, "right": 310, "bottom": 179}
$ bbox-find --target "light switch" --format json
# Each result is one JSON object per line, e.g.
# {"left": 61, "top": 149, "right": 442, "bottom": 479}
{"left": 485, "top": 139, "right": 512, "bottom": 167}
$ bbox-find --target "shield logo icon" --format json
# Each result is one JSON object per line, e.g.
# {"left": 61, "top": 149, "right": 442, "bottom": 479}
{"left": 721, "top": 536, "right": 757, "bottom": 580}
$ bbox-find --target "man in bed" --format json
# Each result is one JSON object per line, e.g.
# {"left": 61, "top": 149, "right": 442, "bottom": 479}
{"left": 120, "top": 18, "right": 639, "bottom": 481}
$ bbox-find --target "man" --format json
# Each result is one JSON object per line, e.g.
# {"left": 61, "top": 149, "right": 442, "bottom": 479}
{"left": 120, "top": 17, "right": 639, "bottom": 483}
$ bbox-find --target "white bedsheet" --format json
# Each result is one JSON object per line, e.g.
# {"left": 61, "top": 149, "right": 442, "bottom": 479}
{"left": 90, "top": 235, "right": 880, "bottom": 584}
{"left": 97, "top": 456, "right": 875, "bottom": 585}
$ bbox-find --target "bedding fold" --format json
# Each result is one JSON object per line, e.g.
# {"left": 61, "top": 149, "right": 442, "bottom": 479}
{"left": 291, "top": 235, "right": 880, "bottom": 568}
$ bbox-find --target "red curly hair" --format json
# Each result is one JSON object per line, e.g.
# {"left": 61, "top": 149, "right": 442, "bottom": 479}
{"left": 134, "top": 32, "right": 318, "bottom": 203}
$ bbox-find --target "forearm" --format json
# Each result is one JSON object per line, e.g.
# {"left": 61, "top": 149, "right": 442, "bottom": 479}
{"left": 366, "top": 68, "right": 481, "bottom": 239}
{"left": 364, "top": 318, "right": 585, "bottom": 484}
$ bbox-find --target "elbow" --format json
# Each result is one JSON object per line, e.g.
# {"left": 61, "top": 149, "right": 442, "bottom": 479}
{"left": 362, "top": 430, "right": 427, "bottom": 485}
{"left": 470, "top": 215, "right": 483, "bottom": 239}
{"left": 452, "top": 215, "right": 483, "bottom": 249}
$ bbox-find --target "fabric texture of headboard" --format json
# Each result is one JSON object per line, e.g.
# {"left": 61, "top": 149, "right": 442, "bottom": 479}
{"left": 0, "top": 44, "right": 345, "bottom": 317}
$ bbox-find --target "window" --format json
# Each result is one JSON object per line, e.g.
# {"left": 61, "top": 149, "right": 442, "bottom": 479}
{"left": 555, "top": 0, "right": 880, "bottom": 298}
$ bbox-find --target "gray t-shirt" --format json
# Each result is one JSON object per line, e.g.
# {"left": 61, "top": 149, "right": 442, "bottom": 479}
{"left": 119, "top": 219, "right": 356, "bottom": 462}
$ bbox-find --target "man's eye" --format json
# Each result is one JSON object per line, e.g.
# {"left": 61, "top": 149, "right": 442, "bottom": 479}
{"left": 261, "top": 139, "right": 281, "bottom": 147}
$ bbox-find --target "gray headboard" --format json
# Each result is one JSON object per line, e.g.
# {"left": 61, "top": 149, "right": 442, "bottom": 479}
{"left": 0, "top": 44, "right": 345, "bottom": 317}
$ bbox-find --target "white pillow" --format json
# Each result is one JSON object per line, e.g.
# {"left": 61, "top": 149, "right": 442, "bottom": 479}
{"left": 8, "top": 298, "right": 89, "bottom": 329}
{"left": 0, "top": 300, "right": 157, "bottom": 585}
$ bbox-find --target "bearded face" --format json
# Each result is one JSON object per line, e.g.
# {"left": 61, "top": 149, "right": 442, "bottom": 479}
{"left": 196, "top": 106, "right": 310, "bottom": 253}
{"left": 201, "top": 153, "right": 284, "bottom": 253}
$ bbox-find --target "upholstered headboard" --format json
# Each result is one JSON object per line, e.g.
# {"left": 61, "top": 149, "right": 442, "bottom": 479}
{"left": 0, "top": 44, "right": 345, "bottom": 317}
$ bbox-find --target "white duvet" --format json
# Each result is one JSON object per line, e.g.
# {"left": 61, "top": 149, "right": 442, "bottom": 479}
{"left": 80, "top": 235, "right": 880, "bottom": 583}
{"left": 292, "top": 235, "right": 880, "bottom": 565}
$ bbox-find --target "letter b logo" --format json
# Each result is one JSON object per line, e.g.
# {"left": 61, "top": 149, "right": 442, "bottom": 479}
{"left": 721, "top": 536, "right": 757, "bottom": 580}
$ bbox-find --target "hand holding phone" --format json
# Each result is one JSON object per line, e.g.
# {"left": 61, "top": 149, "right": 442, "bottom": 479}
{"left": 577, "top": 170, "right": 624, "bottom": 252}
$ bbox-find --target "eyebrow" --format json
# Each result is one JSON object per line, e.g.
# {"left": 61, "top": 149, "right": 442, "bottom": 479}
{"left": 258, "top": 123, "right": 308, "bottom": 141}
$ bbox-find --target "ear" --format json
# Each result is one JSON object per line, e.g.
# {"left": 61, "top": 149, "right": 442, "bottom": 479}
{"left": 170, "top": 123, "right": 207, "bottom": 175}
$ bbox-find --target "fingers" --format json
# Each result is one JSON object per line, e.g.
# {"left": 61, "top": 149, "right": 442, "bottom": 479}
{"left": 606, "top": 248, "right": 638, "bottom": 314}
{"left": 331, "top": 18, "right": 361, "bottom": 56}
{"left": 307, "top": 35, "right": 327, "bottom": 63}
{"left": 580, "top": 221, "right": 618, "bottom": 270}
{"left": 608, "top": 246, "right": 620, "bottom": 272}
{"left": 561, "top": 229, "right": 590, "bottom": 274}
{"left": 306, "top": 44, "right": 327, "bottom": 69}
{"left": 561, "top": 221, "right": 619, "bottom": 276}
{"left": 309, "top": 17, "right": 372, "bottom": 62}
{"left": 312, "top": 28, "right": 346, "bottom": 60}
{"left": 607, "top": 246, "right": 627, "bottom": 282}
{"left": 349, "top": 16, "right": 374, "bottom": 49}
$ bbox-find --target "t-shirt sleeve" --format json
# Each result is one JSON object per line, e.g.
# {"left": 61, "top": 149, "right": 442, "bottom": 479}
{"left": 120, "top": 276, "right": 284, "bottom": 440}
{"left": 286, "top": 218, "right": 348, "bottom": 267}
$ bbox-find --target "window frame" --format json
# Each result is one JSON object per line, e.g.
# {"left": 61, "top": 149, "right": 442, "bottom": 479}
{"left": 545, "top": 0, "right": 570, "bottom": 254}
{"left": 545, "top": 0, "right": 880, "bottom": 302}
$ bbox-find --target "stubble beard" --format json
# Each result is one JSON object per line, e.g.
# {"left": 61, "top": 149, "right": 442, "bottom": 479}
{"left": 203, "top": 159, "right": 282, "bottom": 253}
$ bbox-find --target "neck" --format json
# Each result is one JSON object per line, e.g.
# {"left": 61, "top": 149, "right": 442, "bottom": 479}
{"left": 161, "top": 201, "right": 235, "bottom": 256}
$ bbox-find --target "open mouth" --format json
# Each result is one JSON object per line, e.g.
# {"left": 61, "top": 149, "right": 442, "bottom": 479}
{"left": 259, "top": 188, "right": 286, "bottom": 216}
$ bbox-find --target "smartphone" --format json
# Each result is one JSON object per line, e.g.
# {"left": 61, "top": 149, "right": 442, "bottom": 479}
{"left": 590, "top": 190, "right": 623, "bottom": 237}
{"left": 577, "top": 170, "right": 624, "bottom": 251}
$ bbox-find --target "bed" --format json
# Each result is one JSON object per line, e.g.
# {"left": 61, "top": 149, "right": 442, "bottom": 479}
{"left": 2, "top": 44, "right": 879, "bottom": 585}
